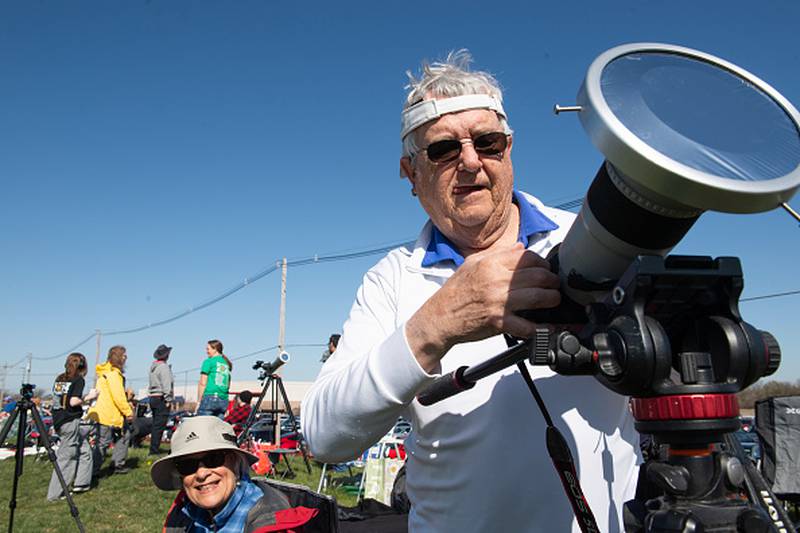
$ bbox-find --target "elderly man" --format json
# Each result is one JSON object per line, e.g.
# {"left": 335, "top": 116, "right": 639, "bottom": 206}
{"left": 303, "top": 51, "right": 640, "bottom": 532}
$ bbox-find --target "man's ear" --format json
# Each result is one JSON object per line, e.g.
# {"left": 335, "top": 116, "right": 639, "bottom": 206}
{"left": 400, "top": 156, "right": 416, "bottom": 187}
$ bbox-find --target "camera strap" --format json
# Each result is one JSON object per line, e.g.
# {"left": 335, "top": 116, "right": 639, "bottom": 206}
{"left": 507, "top": 336, "right": 600, "bottom": 533}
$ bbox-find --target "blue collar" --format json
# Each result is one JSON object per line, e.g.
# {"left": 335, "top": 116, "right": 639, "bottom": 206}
{"left": 422, "top": 190, "right": 558, "bottom": 267}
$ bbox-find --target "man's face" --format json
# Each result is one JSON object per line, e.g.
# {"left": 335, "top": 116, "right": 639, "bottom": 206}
{"left": 181, "top": 451, "right": 238, "bottom": 513}
{"left": 401, "top": 108, "right": 514, "bottom": 251}
{"left": 328, "top": 341, "right": 337, "bottom": 354}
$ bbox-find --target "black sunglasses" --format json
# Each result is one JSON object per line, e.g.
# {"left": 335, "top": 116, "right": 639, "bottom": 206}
{"left": 422, "top": 131, "right": 509, "bottom": 164}
{"left": 175, "top": 450, "right": 228, "bottom": 476}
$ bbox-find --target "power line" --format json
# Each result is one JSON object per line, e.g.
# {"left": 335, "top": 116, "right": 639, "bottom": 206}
{"left": 31, "top": 333, "right": 97, "bottom": 361}
{"left": 29, "top": 242, "right": 411, "bottom": 362}
{"left": 741, "top": 289, "right": 800, "bottom": 303}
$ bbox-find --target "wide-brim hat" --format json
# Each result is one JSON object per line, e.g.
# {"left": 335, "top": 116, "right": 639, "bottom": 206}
{"left": 150, "top": 416, "right": 258, "bottom": 490}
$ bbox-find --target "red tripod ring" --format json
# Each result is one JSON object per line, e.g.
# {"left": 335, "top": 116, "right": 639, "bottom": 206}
{"left": 630, "top": 394, "right": 740, "bottom": 421}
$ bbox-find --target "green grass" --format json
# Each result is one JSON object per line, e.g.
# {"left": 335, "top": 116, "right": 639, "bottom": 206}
{"left": 0, "top": 447, "right": 361, "bottom": 533}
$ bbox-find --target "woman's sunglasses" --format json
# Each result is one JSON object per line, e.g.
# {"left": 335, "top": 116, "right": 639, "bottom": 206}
{"left": 422, "top": 131, "right": 509, "bottom": 164}
{"left": 175, "top": 450, "right": 228, "bottom": 476}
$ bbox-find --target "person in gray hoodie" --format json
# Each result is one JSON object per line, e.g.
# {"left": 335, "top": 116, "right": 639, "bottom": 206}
{"left": 148, "top": 344, "right": 174, "bottom": 455}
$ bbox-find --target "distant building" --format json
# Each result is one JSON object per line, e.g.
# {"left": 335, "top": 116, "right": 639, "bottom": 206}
{"left": 137, "top": 380, "right": 313, "bottom": 414}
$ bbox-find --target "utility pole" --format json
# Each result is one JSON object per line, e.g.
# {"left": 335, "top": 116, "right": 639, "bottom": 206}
{"left": 94, "top": 329, "right": 102, "bottom": 385}
{"left": 274, "top": 257, "right": 288, "bottom": 447}
{"left": 183, "top": 370, "right": 189, "bottom": 406}
{"left": 278, "top": 257, "right": 287, "bottom": 353}
{"left": 0, "top": 362, "right": 7, "bottom": 400}
{"left": 25, "top": 353, "right": 32, "bottom": 384}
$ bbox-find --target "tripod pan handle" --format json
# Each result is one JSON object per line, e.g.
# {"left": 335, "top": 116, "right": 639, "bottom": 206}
{"left": 417, "top": 366, "right": 474, "bottom": 406}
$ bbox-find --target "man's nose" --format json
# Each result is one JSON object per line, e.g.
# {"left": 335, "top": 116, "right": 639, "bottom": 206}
{"left": 458, "top": 140, "right": 482, "bottom": 173}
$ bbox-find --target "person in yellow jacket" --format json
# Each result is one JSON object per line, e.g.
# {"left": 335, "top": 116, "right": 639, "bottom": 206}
{"left": 88, "top": 345, "right": 133, "bottom": 476}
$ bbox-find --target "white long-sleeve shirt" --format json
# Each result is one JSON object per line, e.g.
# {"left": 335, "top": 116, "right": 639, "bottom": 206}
{"left": 303, "top": 193, "right": 640, "bottom": 532}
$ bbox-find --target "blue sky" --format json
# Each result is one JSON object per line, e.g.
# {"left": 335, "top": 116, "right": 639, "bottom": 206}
{"left": 2, "top": 1, "right": 799, "bottom": 394}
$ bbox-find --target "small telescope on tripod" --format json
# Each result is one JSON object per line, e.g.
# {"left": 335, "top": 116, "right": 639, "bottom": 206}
{"left": 252, "top": 351, "right": 290, "bottom": 376}
{"left": 239, "top": 351, "right": 312, "bottom": 474}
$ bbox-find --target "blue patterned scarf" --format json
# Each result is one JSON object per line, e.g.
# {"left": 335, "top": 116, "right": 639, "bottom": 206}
{"left": 181, "top": 476, "right": 263, "bottom": 533}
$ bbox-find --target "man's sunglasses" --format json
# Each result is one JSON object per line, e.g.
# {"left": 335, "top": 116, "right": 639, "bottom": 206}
{"left": 175, "top": 450, "right": 228, "bottom": 476}
{"left": 422, "top": 131, "right": 509, "bottom": 164}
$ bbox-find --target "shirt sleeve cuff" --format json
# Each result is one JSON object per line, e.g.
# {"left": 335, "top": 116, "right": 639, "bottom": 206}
{"left": 369, "top": 322, "right": 439, "bottom": 405}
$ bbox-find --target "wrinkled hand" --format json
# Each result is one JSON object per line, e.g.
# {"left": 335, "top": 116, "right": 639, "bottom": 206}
{"left": 406, "top": 242, "right": 560, "bottom": 372}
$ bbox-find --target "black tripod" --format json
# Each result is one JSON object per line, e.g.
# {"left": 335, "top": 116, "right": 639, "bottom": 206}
{"left": 239, "top": 361, "right": 311, "bottom": 475}
{"left": 0, "top": 384, "right": 85, "bottom": 533}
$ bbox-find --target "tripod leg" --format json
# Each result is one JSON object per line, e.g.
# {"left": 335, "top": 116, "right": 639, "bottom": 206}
{"left": 724, "top": 433, "right": 797, "bottom": 532}
{"left": 317, "top": 463, "right": 328, "bottom": 492}
{"left": 275, "top": 378, "right": 311, "bottom": 474}
{"left": 6, "top": 406, "right": 26, "bottom": 533}
{"left": 237, "top": 378, "right": 272, "bottom": 446}
{"left": 29, "top": 405, "right": 86, "bottom": 533}
{"left": 0, "top": 407, "right": 19, "bottom": 447}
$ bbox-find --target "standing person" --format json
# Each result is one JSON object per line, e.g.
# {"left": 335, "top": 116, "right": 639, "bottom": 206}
{"left": 320, "top": 334, "right": 340, "bottom": 363}
{"left": 148, "top": 344, "right": 174, "bottom": 455}
{"left": 302, "top": 51, "right": 639, "bottom": 532}
{"left": 88, "top": 345, "right": 133, "bottom": 475}
{"left": 46, "top": 353, "right": 98, "bottom": 501}
{"left": 196, "top": 339, "right": 232, "bottom": 418}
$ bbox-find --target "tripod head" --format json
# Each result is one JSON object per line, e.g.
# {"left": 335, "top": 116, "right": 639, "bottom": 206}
{"left": 19, "top": 384, "right": 35, "bottom": 403}
{"left": 540, "top": 255, "right": 779, "bottom": 431}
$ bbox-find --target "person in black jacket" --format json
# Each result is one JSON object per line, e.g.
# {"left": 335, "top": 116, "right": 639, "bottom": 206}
{"left": 46, "top": 352, "right": 98, "bottom": 501}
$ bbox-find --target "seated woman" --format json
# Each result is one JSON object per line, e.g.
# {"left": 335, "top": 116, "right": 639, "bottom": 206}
{"left": 151, "top": 416, "right": 337, "bottom": 532}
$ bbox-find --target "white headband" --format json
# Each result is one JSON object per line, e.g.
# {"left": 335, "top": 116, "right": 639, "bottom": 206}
{"left": 400, "top": 94, "right": 507, "bottom": 139}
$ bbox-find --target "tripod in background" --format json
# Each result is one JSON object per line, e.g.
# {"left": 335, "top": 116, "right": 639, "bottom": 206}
{"left": 0, "top": 384, "right": 85, "bottom": 533}
{"left": 239, "top": 353, "right": 311, "bottom": 475}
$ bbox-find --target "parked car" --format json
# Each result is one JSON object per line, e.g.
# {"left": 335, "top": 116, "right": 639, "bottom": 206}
{"left": 166, "top": 410, "right": 193, "bottom": 439}
{"left": 280, "top": 414, "right": 301, "bottom": 434}
{"left": 247, "top": 415, "right": 275, "bottom": 443}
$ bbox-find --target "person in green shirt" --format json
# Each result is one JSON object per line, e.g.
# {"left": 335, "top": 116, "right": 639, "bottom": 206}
{"left": 196, "top": 339, "right": 233, "bottom": 418}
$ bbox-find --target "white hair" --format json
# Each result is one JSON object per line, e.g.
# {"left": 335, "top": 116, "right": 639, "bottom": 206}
{"left": 402, "top": 49, "right": 513, "bottom": 159}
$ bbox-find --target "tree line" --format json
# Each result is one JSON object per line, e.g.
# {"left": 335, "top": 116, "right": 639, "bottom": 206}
{"left": 737, "top": 379, "right": 800, "bottom": 408}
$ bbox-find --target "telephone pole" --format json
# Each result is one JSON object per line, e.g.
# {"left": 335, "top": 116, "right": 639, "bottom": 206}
{"left": 183, "top": 370, "right": 189, "bottom": 406}
{"left": 278, "top": 257, "right": 287, "bottom": 353}
{"left": 0, "top": 362, "right": 7, "bottom": 400}
{"left": 94, "top": 329, "right": 102, "bottom": 384}
{"left": 24, "top": 353, "right": 32, "bottom": 384}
